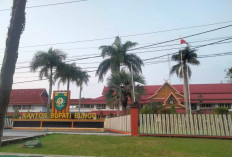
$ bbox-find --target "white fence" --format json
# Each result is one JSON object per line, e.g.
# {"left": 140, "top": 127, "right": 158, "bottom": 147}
{"left": 104, "top": 115, "right": 131, "bottom": 133}
{"left": 140, "top": 114, "right": 232, "bottom": 136}
{"left": 4, "top": 118, "right": 13, "bottom": 128}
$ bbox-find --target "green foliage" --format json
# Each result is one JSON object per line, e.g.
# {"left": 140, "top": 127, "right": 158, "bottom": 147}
{"left": 170, "top": 46, "right": 200, "bottom": 79}
{"left": 96, "top": 36, "right": 143, "bottom": 81}
{"left": 54, "top": 62, "right": 89, "bottom": 90}
{"left": 170, "top": 105, "right": 176, "bottom": 114}
{"left": 105, "top": 71, "right": 145, "bottom": 115}
{"left": 158, "top": 108, "right": 171, "bottom": 114}
{"left": 214, "top": 107, "right": 229, "bottom": 114}
{"left": 30, "top": 48, "right": 66, "bottom": 80}
{"left": 225, "top": 67, "right": 232, "bottom": 83}
{"left": 140, "top": 105, "right": 152, "bottom": 114}
{"left": 147, "top": 101, "right": 163, "bottom": 114}
{"left": 108, "top": 112, "right": 114, "bottom": 118}
{"left": 12, "top": 107, "right": 20, "bottom": 119}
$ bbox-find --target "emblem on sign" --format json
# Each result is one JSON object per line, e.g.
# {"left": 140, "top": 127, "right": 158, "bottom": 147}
{"left": 54, "top": 92, "right": 67, "bottom": 110}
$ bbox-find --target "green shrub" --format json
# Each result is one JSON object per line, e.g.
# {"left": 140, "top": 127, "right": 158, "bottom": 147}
{"left": 170, "top": 105, "right": 176, "bottom": 114}
{"left": 214, "top": 107, "right": 229, "bottom": 114}
{"left": 147, "top": 101, "right": 163, "bottom": 114}
{"left": 12, "top": 107, "right": 20, "bottom": 119}
{"left": 158, "top": 108, "right": 171, "bottom": 114}
{"left": 140, "top": 105, "right": 152, "bottom": 114}
{"left": 109, "top": 112, "right": 114, "bottom": 118}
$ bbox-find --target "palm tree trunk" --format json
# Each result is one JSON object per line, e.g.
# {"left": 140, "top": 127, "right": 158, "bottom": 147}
{"left": 78, "top": 84, "right": 82, "bottom": 114}
{"left": 47, "top": 67, "right": 53, "bottom": 116}
{"left": 0, "top": 0, "right": 26, "bottom": 148}
{"left": 183, "top": 66, "right": 189, "bottom": 114}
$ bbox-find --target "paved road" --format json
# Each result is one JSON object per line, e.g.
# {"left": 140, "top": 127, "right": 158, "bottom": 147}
{"left": 3, "top": 129, "right": 46, "bottom": 137}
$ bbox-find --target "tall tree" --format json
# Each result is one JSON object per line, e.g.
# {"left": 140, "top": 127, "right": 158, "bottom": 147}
{"left": 96, "top": 36, "right": 144, "bottom": 81}
{"left": 30, "top": 48, "right": 66, "bottom": 115}
{"left": 54, "top": 63, "right": 83, "bottom": 91}
{"left": 0, "top": 0, "right": 27, "bottom": 148}
{"left": 75, "top": 70, "right": 90, "bottom": 113}
{"left": 170, "top": 46, "right": 200, "bottom": 113}
{"left": 225, "top": 67, "right": 232, "bottom": 83}
{"left": 105, "top": 71, "right": 145, "bottom": 115}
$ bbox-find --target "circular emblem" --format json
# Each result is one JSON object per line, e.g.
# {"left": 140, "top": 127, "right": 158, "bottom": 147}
{"left": 169, "top": 99, "right": 174, "bottom": 105}
{"left": 56, "top": 98, "right": 64, "bottom": 107}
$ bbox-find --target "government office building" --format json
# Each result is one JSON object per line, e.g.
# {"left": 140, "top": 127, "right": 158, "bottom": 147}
{"left": 7, "top": 83, "right": 232, "bottom": 116}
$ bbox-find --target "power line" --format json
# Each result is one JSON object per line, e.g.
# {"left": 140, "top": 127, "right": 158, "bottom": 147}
{"left": 0, "top": 0, "right": 88, "bottom": 12}
{"left": 15, "top": 35, "right": 232, "bottom": 54}
{"left": 13, "top": 51, "right": 232, "bottom": 84}
{"left": 145, "top": 51, "right": 232, "bottom": 65}
{"left": 8, "top": 39, "right": 232, "bottom": 71}
{"left": 142, "top": 37, "right": 232, "bottom": 61}
{"left": 2, "top": 35, "right": 231, "bottom": 67}
{"left": 1, "top": 20, "right": 232, "bottom": 50}
{"left": 129, "top": 24, "right": 232, "bottom": 51}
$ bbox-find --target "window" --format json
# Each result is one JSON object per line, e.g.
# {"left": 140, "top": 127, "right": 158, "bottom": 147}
{"left": 110, "top": 104, "right": 115, "bottom": 109}
{"left": 96, "top": 104, "right": 106, "bottom": 109}
{"left": 13, "top": 105, "right": 21, "bottom": 110}
{"left": 79, "top": 104, "right": 94, "bottom": 108}
{"left": 219, "top": 104, "right": 231, "bottom": 109}
{"left": 22, "top": 105, "right": 31, "bottom": 110}
{"left": 200, "top": 104, "right": 214, "bottom": 109}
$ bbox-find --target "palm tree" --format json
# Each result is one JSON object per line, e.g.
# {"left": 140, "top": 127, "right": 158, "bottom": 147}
{"left": 75, "top": 70, "right": 90, "bottom": 113}
{"left": 30, "top": 48, "right": 66, "bottom": 115}
{"left": 96, "top": 36, "right": 144, "bottom": 81}
{"left": 54, "top": 62, "right": 83, "bottom": 91}
{"left": 0, "top": 0, "right": 27, "bottom": 148}
{"left": 105, "top": 71, "right": 145, "bottom": 115}
{"left": 170, "top": 46, "right": 200, "bottom": 113}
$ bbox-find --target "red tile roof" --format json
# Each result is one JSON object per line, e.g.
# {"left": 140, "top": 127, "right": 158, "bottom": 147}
{"left": 9, "top": 89, "right": 48, "bottom": 105}
{"left": 97, "top": 83, "right": 232, "bottom": 104}
{"left": 70, "top": 96, "right": 106, "bottom": 105}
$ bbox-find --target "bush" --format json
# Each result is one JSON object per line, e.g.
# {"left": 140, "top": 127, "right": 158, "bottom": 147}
{"left": 170, "top": 105, "right": 176, "bottom": 114}
{"left": 140, "top": 105, "right": 152, "bottom": 114}
{"left": 158, "top": 108, "right": 171, "bottom": 114}
{"left": 147, "top": 101, "right": 163, "bottom": 114}
{"left": 214, "top": 107, "right": 229, "bottom": 114}
{"left": 109, "top": 112, "right": 114, "bottom": 118}
{"left": 12, "top": 107, "right": 20, "bottom": 119}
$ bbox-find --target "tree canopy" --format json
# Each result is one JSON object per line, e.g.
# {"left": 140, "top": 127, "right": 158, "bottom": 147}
{"left": 96, "top": 36, "right": 144, "bottom": 81}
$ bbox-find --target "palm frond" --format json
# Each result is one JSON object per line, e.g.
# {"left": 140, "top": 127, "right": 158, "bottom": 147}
{"left": 96, "top": 59, "right": 111, "bottom": 82}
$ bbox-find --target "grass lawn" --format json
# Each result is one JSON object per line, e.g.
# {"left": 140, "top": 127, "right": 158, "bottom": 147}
{"left": 1, "top": 134, "right": 232, "bottom": 157}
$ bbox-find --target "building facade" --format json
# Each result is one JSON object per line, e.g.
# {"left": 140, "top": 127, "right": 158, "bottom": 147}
{"left": 6, "top": 83, "right": 232, "bottom": 116}
{"left": 7, "top": 89, "right": 48, "bottom": 114}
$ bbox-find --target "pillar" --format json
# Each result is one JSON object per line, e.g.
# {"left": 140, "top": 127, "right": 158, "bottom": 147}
{"left": 131, "top": 103, "right": 139, "bottom": 136}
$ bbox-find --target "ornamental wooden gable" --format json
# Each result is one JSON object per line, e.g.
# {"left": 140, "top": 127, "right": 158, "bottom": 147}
{"left": 163, "top": 92, "right": 185, "bottom": 108}
{"left": 149, "top": 82, "right": 185, "bottom": 108}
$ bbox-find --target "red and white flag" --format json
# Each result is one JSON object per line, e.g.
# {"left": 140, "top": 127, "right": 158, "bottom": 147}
{"left": 180, "top": 38, "right": 189, "bottom": 45}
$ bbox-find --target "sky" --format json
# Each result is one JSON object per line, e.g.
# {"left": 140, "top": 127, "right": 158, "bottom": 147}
{"left": 0, "top": 0, "right": 232, "bottom": 99}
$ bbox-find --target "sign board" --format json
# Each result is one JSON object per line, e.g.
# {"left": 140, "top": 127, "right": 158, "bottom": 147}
{"left": 51, "top": 91, "right": 70, "bottom": 114}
